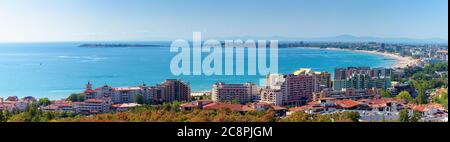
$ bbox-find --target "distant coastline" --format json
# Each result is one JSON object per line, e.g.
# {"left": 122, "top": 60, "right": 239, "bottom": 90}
{"left": 297, "top": 47, "right": 419, "bottom": 69}
{"left": 79, "top": 43, "right": 162, "bottom": 48}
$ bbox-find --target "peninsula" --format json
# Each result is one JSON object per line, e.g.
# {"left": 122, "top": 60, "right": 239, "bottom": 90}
{"left": 79, "top": 43, "right": 162, "bottom": 48}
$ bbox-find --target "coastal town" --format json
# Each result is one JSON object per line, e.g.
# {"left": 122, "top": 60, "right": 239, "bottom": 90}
{"left": 0, "top": 42, "right": 448, "bottom": 122}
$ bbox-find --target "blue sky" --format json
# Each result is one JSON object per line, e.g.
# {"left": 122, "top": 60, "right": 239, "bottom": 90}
{"left": 0, "top": 0, "right": 447, "bottom": 42}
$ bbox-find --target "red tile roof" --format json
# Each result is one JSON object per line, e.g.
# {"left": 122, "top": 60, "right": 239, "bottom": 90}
{"left": 366, "top": 98, "right": 405, "bottom": 108}
{"left": 335, "top": 99, "right": 361, "bottom": 108}
{"left": 408, "top": 103, "right": 445, "bottom": 112}
{"left": 85, "top": 99, "right": 105, "bottom": 103}
{"left": 271, "top": 106, "right": 288, "bottom": 111}
{"left": 84, "top": 89, "right": 94, "bottom": 93}
{"left": 411, "top": 105, "right": 427, "bottom": 112}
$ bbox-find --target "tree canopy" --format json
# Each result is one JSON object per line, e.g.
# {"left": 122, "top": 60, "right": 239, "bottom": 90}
{"left": 396, "top": 91, "right": 413, "bottom": 102}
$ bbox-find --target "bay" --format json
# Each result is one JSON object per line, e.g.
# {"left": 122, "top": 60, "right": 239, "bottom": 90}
{"left": 0, "top": 42, "right": 396, "bottom": 99}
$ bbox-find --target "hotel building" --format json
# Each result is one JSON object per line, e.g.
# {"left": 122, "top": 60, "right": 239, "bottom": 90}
{"left": 265, "top": 70, "right": 316, "bottom": 107}
{"left": 83, "top": 79, "right": 190, "bottom": 104}
{"left": 284, "top": 73, "right": 316, "bottom": 106}
{"left": 333, "top": 67, "right": 392, "bottom": 91}
{"left": 211, "top": 82, "right": 259, "bottom": 104}
{"left": 292, "top": 68, "right": 332, "bottom": 92}
{"left": 260, "top": 88, "right": 283, "bottom": 106}
{"left": 312, "top": 88, "right": 378, "bottom": 101}
{"left": 73, "top": 98, "right": 112, "bottom": 114}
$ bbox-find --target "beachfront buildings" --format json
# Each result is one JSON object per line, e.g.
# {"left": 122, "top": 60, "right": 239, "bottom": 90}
{"left": 315, "top": 72, "right": 332, "bottom": 91}
{"left": 312, "top": 88, "right": 379, "bottom": 101}
{"left": 260, "top": 88, "right": 283, "bottom": 106}
{"left": 84, "top": 79, "right": 190, "bottom": 104}
{"left": 292, "top": 68, "right": 332, "bottom": 92}
{"left": 0, "top": 96, "right": 37, "bottom": 112}
{"left": 41, "top": 100, "right": 73, "bottom": 112}
{"left": 73, "top": 98, "right": 112, "bottom": 114}
{"left": 260, "top": 68, "right": 333, "bottom": 107}
{"left": 283, "top": 73, "right": 316, "bottom": 106}
{"left": 333, "top": 67, "right": 392, "bottom": 91}
{"left": 263, "top": 69, "right": 317, "bottom": 107}
{"left": 211, "top": 82, "right": 259, "bottom": 104}
{"left": 260, "top": 67, "right": 389, "bottom": 107}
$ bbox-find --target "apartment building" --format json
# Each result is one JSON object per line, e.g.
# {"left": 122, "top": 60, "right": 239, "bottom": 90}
{"left": 266, "top": 72, "right": 316, "bottom": 107}
{"left": 260, "top": 87, "right": 283, "bottom": 106}
{"left": 211, "top": 82, "right": 259, "bottom": 104}
{"left": 73, "top": 98, "right": 112, "bottom": 114}
{"left": 83, "top": 79, "right": 190, "bottom": 104}
{"left": 333, "top": 67, "right": 392, "bottom": 91}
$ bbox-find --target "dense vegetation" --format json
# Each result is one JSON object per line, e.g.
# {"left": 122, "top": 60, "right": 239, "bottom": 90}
{"left": 0, "top": 104, "right": 79, "bottom": 122}
{"left": 53, "top": 105, "right": 361, "bottom": 122}
{"left": 433, "top": 91, "right": 448, "bottom": 109}
{"left": 67, "top": 93, "right": 86, "bottom": 102}
{"left": 398, "top": 109, "right": 422, "bottom": 122}
{"left": 1, "top": 63, "right": 446, "bottom": 122}
{"left": 0, "top": 102, "right": 361, "bottom": 122}
{"left": 392, "top": 62, "right": 448, "bottom": 105}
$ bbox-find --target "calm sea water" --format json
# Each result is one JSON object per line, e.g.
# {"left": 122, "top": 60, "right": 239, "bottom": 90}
{"left": 0, "top": 42, "right": 396, "bottom": 99}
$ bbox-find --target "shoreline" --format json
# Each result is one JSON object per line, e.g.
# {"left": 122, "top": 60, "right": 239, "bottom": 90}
{"left": 298, "top": 47, "right": 419, "bottom": 69}
{"left": 1, "top": 47, "right": 419, "bottom": 100}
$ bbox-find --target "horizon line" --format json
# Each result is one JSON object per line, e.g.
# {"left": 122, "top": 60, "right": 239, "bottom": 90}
{"left": 0, "top": 35, "right": 448, "bottom": 44}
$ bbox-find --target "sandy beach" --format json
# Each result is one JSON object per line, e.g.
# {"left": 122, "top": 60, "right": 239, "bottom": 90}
{"left": 300, "top": 47, "right": 419, "bottom": 69}
{"left": 351, "top": 50, "right": 419, "bottom": 69}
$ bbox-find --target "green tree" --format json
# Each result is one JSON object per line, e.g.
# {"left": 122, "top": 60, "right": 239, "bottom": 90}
{"left": 11, "top": 108, "right": 19, "bottom": 115}
{"left": 134, "top": 94, "right": 145, "bottom": 105}
{"left": 37, "top": 98, "right": 51, "bottom": 106}
{"left": 345, "top": 111, "right": 361, "bottom": 122}
{"left": 44, "top": 112, "right": 54, "bottom": 120}
{"left": 413, "top": 81, "right": 428, "bottom": 104}
{"left": 67, "top": 94, "right": 78, "bottom": 102}
{"left": 7, "top": 113, "right": 28, "bottom": 122}
{"left": 396, "top": 91, "right": 413, "bottom": 102}
{"left": 433, "top": 91, "right": 448, "bottom": 109}
{"left": 231, "top": 99, "right": 240, "bottom": 104}
{"left": 0, "top": 110, "right": 4, "bottom": 122}
{"left": 398, "top": 109, "right": 410, "bottom": 122}
{"left": 380, "top": 89, "right": 392, "bottom": 98}
{"left": 410, "top": 111, "right": 422, "bottom": 122}
{"left": 3, "top": 110, "right": 11, "bottom": 121}
{"left": 282, "top": 112, "right": 311, "bottom": 122}
{"left": 67, "top": 93, "right": 86, "bottom": 102}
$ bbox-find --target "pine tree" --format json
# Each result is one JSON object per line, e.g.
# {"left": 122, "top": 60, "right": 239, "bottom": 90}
{"left": 411, "top": 111, "right": 422, "bottom": 122}
{"left": 0, "top": 110, "right": 4, "bottom": 122}
{"left": 398, "top": 109, "right": 410, "bottom": 122}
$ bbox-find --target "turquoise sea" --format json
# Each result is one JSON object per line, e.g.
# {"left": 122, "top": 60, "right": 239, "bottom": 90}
{"left": 0, "top": 42, "right": 396, "bottom": 99}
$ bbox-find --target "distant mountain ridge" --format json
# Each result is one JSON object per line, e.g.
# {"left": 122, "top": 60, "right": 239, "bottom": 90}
{"left": 213, "top": 35, "right": 448, "bottom": 44}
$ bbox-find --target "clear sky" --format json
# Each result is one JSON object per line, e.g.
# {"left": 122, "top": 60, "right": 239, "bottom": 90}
{"left": 0, "top": 0, "right": 448, "bottom": 42}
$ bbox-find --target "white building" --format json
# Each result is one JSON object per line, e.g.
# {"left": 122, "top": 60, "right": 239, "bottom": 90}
{"left": 73, "top": 98, "right": 112, "bottom": 114}
{"left": 260, "top": 88, "right": 283, "bottom": 106}
{"left": 211, "top": 82, "right": 259, "bottom": 104}
{"left": 112, "top": 103, "right": 142, "bottom": 111}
